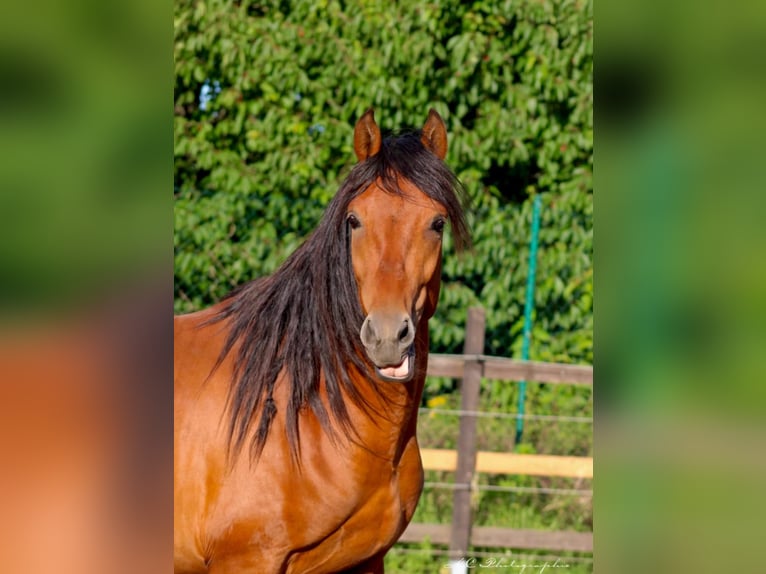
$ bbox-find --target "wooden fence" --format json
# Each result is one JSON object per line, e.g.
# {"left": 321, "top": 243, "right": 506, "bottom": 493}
{"left": 398, "top": 307, "right": 593, "bottom": 556}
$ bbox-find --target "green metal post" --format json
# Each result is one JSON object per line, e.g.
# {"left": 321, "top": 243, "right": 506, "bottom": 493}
{"left": 515, "top": 194, "right": 542, "bottom": 446}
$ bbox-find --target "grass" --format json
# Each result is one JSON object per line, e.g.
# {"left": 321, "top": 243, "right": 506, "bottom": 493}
{"left": 384, "top": 546, "right": 594, "bottom": 574}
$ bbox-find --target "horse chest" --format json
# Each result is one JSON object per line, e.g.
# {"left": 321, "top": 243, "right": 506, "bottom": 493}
{"left": 281, "top": 450, "right": 423, "bottom": 573}
{"left": 324, "top": 438, "right": 424, "bottom": 551}
{"left": 300, "top": 445, "right": 421, "bottom": 539}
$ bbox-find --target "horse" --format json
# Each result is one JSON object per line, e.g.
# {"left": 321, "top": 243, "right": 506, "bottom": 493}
{"left": 174, "top": 108, "right": 470, "bottom": 573}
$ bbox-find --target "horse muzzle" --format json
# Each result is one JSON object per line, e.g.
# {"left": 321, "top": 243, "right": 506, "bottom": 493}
{"left": 360, "top": 312, "right": 416, "bottom": 382}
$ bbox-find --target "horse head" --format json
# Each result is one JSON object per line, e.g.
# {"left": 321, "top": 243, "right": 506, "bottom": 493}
{"left": 348, "top": 109, "right": 452, "bottom": 382}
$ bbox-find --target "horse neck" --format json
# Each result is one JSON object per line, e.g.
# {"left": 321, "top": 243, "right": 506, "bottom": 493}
{"left": 345, "top": 327, "right": 429, "bottom": 461}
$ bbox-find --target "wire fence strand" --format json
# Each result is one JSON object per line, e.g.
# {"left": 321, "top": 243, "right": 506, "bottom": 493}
{"left": 419, "top": 407, "right": 592, "bottom": 424}
{"left": 423, "top": 481, "right": 593, "bottom": 496}
{"left": 388, "top": 546, "right": 594, "bottom": 563}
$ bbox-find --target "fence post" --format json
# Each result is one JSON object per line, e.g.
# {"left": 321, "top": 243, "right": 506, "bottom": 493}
{"left": 515, "top": 192, "right": 542, "bottom": 446}
{"left": 449, "top": 307, "right": 486, "bottom": 573}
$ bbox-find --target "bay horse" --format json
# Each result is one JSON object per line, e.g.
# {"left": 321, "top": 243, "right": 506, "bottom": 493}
{"left": 174, "top": 108, "right": 469, "bottom": 573}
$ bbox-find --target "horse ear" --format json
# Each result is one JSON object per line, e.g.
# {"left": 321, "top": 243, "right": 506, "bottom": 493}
{"left": 421, "top": 108, "right": 448, "bottom": 160}
{"left": 353, "top": 108, "right": 382, "bottom": 161}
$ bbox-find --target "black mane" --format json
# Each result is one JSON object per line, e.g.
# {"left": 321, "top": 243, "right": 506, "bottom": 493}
{"left": 210, "top": 130, "right": 470, "bottom": 464}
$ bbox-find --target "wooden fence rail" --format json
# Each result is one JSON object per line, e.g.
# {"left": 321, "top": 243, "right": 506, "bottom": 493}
{"left": 401, "top": 307, "right": 593, "bottom": 556}
{"left": 426, "top": 354, "right": 593, "bottom": 384}
{"left": 420, "top": 449, "right": 593, "bottom": 478}
{"left": 400, "top": 523, "right": 594, "bottom": 553}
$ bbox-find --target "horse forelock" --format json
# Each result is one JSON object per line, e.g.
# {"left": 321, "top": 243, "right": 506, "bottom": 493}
{"left": 210, "top": 130, "right": 470, "bottom": 466}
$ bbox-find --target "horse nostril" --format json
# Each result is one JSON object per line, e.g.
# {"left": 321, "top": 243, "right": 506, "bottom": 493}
{"left": 361, "top": 314, "right": 413, "bottom": 352}
{"left": 361, "top": 317, "right": 379, "bottom": 348}
{"left": 397, "top": 319, "right": 410, "bottom": 342}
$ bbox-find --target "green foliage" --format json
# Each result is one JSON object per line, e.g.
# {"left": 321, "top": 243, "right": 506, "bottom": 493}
{"left": 175, "top": 0, "right": 592, "bottom": 367}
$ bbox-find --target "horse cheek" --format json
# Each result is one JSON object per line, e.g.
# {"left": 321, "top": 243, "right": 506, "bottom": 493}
{"left": 421, "top": 255, "right": 442, "bottom": 320}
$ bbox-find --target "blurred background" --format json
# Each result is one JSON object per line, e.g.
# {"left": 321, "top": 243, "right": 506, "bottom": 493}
{"left": 0, "top": 0, "right": 172, "bottom": 572}
{"left": 2, "top": 0, "right": 764, "bottom": 572}
{"left": 173, "top": 0, "right": 592, "bottom": 572}
{"left": 597, "top": 1, "right": 766, "bottom": 573}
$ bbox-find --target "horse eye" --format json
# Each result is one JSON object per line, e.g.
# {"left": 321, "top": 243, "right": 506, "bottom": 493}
{"left": 347, "top": 213, "right": 361, "bottom": 229}
{"left": 431, "top": 218, "right": 446, "bottom": 233}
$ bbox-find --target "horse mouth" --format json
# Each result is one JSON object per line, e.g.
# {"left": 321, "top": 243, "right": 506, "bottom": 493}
{"left": 374, "top": 350, "right": 415, "bottom": 383}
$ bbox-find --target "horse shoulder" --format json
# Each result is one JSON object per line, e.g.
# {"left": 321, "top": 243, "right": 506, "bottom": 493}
{"left": 174, "top": 307, "right": 237, "bottom": 572}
